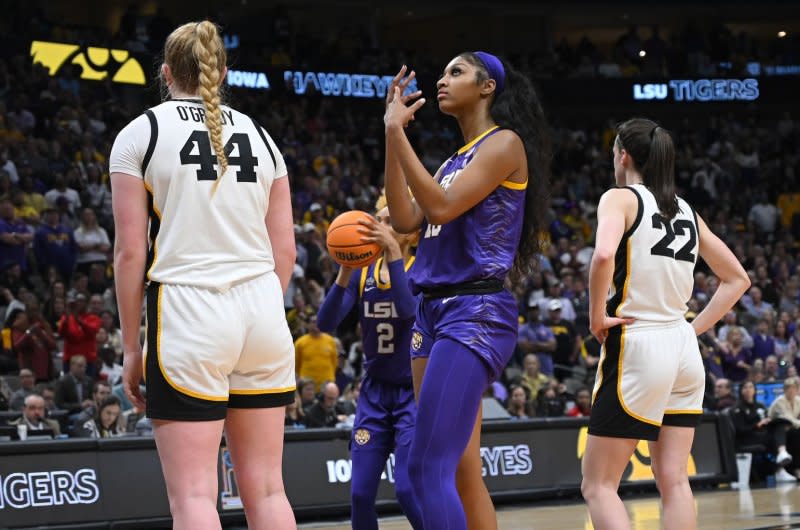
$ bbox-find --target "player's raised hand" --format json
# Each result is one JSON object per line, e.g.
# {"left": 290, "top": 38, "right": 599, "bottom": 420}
{"left": 357, "top": 216, "right": 402, "bottom": 260}
{"left": 386, "top": 65, "right": 422, "bottom": 108}
{"left": 384, "top": 86, "right": 426, "bottom": 130}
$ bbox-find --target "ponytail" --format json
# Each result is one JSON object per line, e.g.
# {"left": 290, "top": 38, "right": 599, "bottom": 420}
{"left": 460, "top": 52, "right": 552, "bottom": 282}
{"left": 163, "top": 21, "right": 228, "bottom": 192}
{"left": 616, "top": 118, "right": 678, "bottom": 218}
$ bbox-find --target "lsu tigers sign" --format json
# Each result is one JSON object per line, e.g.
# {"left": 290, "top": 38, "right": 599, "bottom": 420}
{"left": 30, "top": 40, "right": 146, "bottom": 85}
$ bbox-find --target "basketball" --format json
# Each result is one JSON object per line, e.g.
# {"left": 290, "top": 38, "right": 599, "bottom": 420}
{"left": 326, "top": 210, "right": 381, "bottom": 268}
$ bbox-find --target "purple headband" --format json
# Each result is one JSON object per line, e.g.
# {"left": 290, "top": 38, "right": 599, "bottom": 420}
{"left": 474, "top": 51, "right": 506, "bottom": 96}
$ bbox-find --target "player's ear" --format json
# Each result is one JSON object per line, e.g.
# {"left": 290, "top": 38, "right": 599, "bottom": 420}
{"left": 219, "top": 66, "right": 228, "bottom": 87}
{"left": 161, "top": 64, "right": 173, "bottom": 86}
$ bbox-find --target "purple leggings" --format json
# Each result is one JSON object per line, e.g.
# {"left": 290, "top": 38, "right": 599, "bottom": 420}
{"left": 407, "top": 338, "right": 490, "bottom": 530}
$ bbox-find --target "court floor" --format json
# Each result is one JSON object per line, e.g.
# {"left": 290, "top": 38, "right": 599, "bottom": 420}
{"left": 299, "top": 484, "right": 800, "bottom": 529}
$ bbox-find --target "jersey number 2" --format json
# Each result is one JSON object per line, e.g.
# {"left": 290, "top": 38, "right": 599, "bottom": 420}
{"left": 376, "top": 323, "right": 394, "bottom": 354}
{"left": 179, "top": 130, "right": 257, "bottom": 182}
{"left": 650, "top": 213, "right": 697, "bottom": 263}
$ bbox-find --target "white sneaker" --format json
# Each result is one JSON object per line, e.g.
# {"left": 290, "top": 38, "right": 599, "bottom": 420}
{"left": 777, "top": 449, "right": 793, "bottom": 466}
{"left": 775, "top": 468, "right": 797, "bottom": 482}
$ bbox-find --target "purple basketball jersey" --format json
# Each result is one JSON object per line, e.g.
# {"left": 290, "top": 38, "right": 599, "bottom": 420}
{"left": 355, "top": 257, "right": 417, "bottom": 385}
{"left": 409, "top": 126, "right": 526, "bottom": 293}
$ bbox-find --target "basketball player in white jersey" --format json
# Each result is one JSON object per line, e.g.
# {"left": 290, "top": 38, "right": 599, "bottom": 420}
{"left": 581, "top": 118, "right": 750, "bottom": 530}
{"left": 110, "top": 21, "right": 296, "bottom": 530}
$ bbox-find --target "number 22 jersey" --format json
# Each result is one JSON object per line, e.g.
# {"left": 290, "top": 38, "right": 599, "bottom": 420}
{"left": 109, "top": 98, "right": 287, "bottom": 290}
{"left": 607, "top": 184, "right": 699, "bottom": 324}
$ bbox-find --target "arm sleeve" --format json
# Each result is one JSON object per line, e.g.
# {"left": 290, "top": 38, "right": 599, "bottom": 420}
{"left": 109, "top": 113, "right": 151, "bottom": 178}
{"left": 316, "top": 274, "right": 359, "bottom": 332}
{"left": 387, "top": 259, "right": 416, "bottom": 320}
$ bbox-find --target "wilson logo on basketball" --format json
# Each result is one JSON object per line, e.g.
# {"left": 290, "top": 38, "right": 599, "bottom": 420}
{"left": 334, "top": 250, "right": 374, "bottom": 262}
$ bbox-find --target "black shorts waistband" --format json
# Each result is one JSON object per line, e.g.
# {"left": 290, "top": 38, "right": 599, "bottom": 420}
{"left": 420, "top": 279, "right": 504, "bottom": 299}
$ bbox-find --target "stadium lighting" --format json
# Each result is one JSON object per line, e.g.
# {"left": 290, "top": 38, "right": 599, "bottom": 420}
{"left": 639, "top": 50, "right": 646, "bottom": 57}
{"left": 778, "top": 31, "right": 787, "bottom": 38}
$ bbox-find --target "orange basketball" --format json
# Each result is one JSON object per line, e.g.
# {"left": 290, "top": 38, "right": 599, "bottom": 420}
{"left": 326, "top": 210, "right": 381, "bottom": 268}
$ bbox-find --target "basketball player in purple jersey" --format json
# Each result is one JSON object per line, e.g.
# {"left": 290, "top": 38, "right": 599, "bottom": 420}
{"left": 383, "top": 54, "right": 551, "bottom": 529}
{"left": 317, "top": 196, "right": 423, "bottom": 530}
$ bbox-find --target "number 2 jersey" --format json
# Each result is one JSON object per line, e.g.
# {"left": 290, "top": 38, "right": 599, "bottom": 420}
{"left": 109, "top": 98, "right": 287, "bottom": 290}
{"left": 317, "top": 257, "right": 417, "bottom": 386}
{"left": 607, "top": 184, "right": 698, "bottom": 324}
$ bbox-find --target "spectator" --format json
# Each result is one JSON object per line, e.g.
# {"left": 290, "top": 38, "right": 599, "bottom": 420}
{"left": 334, "top": 352, "right": 352, "bottom": 395}
{"left": 75, "top": 395, "right": 122, "bottom": 438}
{"left": 732, "top": 380, "right": 793, "bottom": 482}
{"left": 8, "top": 394, "right": 60, "bottom": 436}
{"left": 8, "top": 368, "right": 35, "bottom": 410}
{"left": 97, "top": 346, "right": 122, "bottom": 385}
{"left": 295, "top": 315, "right": 337, "bottom": 391}
{"left": 748, "top": 192, "right": 780, "bottom": 238}
{"left": 519, "top": 354, "right": 550, "bottom": 409}
{"left": 7, "top": 308, "right": 55, "bottom": 381}
{"left": 544, "top": 299, "right": 580, "bottom": 382}
{"left": 742, "top": 286, "right": 775, "bottom": 322}
{"left": 58, "top": 292, "right": 101, "bottom": 373}
{"left": 33, "top": 207, "right": 78, "bottom": 281}
{"left": 507, "top": 385, "right": 532, "bottom": 419}
{"left": 0, "top": 198, "right": 33, "bottom": 272}
{"left": 35, "top": 383, "right": 58, "bottom": 413}
{"left": 752, "top": 319, "right": 776, "bottom": 361}
{"left": 285, "top": 395, "right": 306, "bottom": 428}
{"left": 99, "top": 310, "right": 123, "bottom": 358}
{"left": 718, "top": 310, "right": 754, "bottom": 348}
{"left": 720, "top": 327, "right": 754, "bottom": 383}
{"left": 566, "top": 387, "right": 592, "bottom": 417}
{"left": 768, "top": 377, "right": 800, "bottom": 478}
{"left": 765, "top": 355, "right": 782, "bottom": 383}
{"left": 73, "top": 380, "right": 112, "bottom": 425}
{"left": 713, "top": 378, "right": 736, "bottom": 411}
{"left": 44, "top": 174, "right": 80, "bottom": 216}
{"left": 304, "top": 381, "right": 346, "bottom": 428}
{"left": 536, "top": 382, "right": 568, "bottom": 417}
{"left": 775, "top": 320, "right": 798, "bottom": 367}
{"left": 54, "top": 354, "right": 93, "bottom": 413}
{"left": 517, "top": 304, "right": 557, "bottom": 375}
{"left": 539, "top": 282, "right": 577, "bottom": 322}
{"left": 73, "top": 208, "right": 110, "bottom": 274}
{"left": 297, "top": 377, "right": 316, "bottom": 412}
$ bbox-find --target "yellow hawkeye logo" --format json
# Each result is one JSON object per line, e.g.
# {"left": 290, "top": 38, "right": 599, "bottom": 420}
{"left": 30, "top": 40, "right": 146, "bottom": 85}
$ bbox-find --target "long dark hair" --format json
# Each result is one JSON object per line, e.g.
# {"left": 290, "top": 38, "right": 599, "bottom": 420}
{"left": 460, "top": 52, "right": 551, "bottom": 281}
{"left": 616, "top": 118, "right": 679, "bottom": 218}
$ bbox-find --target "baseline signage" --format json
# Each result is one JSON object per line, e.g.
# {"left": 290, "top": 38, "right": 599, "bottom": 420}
{"left": 0, "top": 416, "right": 733, "bottom": 528}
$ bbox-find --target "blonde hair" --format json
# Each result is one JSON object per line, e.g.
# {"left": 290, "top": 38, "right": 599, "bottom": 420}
{"left": 164, "top": 21, "right": 228, "bottom": 188}
{"left": 374, "top": 190, "right": 420, "bottom": 248}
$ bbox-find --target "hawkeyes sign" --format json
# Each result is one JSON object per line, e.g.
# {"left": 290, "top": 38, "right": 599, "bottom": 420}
{"left": 30, "top": 40, "right": 146, "bottom": 85}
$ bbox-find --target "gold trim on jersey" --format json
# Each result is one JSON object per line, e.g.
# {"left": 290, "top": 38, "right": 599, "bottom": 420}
{"left": 229, "top": 386, "right": 297, "bottom": 395}
{"left": 664, "top": 409, "right": 703, "bottom": 415}
{"left": 359, "top": 267, "right": 368, "bottom": 297}
{"left": 155, "top": 285, "right": 227, "bottom": 402}
{"left": 499, "top": 178, "right": 527, "bottom": 190}
{"left": 373, "top": 255, "right": 416, "bottom": 290}
{"left": 457, "top": 125, "right": 500, "bottom": 154}
{"left": 616, "top": 325, "right": 662, "bottom": 427}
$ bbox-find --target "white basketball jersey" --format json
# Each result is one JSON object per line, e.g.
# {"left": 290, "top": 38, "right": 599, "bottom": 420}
{"left": 607, "top": 184, "right": 698, "bottom": 324}
{"left": 110, "top": 98, "right": 287, "bottom": 290}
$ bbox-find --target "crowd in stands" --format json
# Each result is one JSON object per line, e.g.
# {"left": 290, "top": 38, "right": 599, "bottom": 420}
{"left": 0, "top": 5, "right": 798, "bottom": 444}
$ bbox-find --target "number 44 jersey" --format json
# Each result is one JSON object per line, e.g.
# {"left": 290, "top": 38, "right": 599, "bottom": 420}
{"left": 110, "top": 99, "right": 287, "bottom": 290}
{"left": 607, "top": 184, "right": 699, "bottom": 325}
